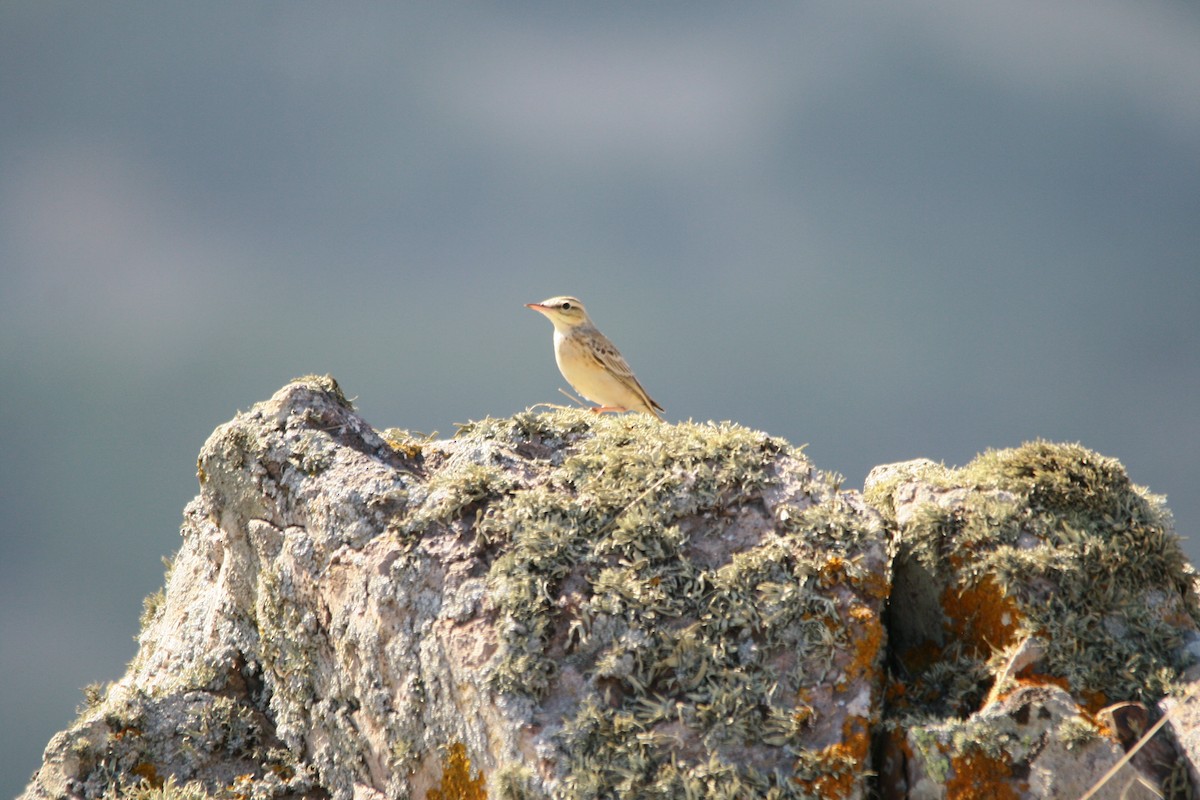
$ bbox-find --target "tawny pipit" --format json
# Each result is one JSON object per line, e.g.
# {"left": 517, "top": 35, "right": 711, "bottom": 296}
{"left": 526, "top": 296, "right": 665, "bottom": 421}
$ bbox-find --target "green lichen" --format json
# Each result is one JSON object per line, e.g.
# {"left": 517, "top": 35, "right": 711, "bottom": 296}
{"left": 254, "top": 566, "right": 323, "bottom": 730}
{"left": 873, "top": 441, "right": 1198, "bottom": 719}
{"left": 177, "top": 695, "right": 264, "bottom": 758}
{"left": 139, "top": 557, "right": 176, "bottom": 634}
{"left": 477, "top": 411, "right": 792, "bottom": 696}
{"left": 287, "top": 430, "right": 337, "bottom": 475}
{"left": 102, "top": 776, "right": 217, "bottom": 800}
{"left": 63, "top": 680, "right": 307, "bottom": 800}
{"left": 1056, "top": 714, "right": 1102, "bottom": 750}
{"left": 77, "top": 681, "right": 111, "bottom": 716}
{"left": 439, "top": 409, "right": 883, "bottom": 797}
{"left": 495, "top": 763, "right": 535, "bottom": 800}
{"left": 409, "top": 461, "right": 518, "bottom": 532}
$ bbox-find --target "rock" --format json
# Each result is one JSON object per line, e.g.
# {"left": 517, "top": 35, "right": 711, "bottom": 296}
{"left": 902, "top": 685, "right": 1144, "bottom": 800}
{"left": 19, "top": 381, "right": 1200, "bottom": 800}
{"left": 1159, "top": 674, "right": 1200, "bottom": 794}
{"left": 866, "top": 448, "right": 1200, "bottom": 799}
{"left": 20, "top": 377, "right": 889, "bottom": 800}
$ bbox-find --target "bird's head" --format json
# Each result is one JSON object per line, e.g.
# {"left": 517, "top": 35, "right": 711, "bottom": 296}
{"left": 525, "top": 296, "right": 591, "bottom": 331}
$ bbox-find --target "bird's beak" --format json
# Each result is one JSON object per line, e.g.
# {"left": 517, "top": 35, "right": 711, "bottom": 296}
{"left": 525, "top": 302, "right": 545, "bottom": 311}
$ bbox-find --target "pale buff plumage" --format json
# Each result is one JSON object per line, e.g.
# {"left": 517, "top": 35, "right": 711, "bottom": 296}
{"left": 526, "top": 296, "right": 664, "bottom": 421}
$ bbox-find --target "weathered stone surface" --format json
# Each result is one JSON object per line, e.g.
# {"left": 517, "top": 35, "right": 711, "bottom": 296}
{"left": 1160, "top": 672, "right": 1200, "bottom": 795}
{"left": 20, "top": 377, "right": 889, "bottom": 800}
{"left": 20, "top": 380, "right": 1200, "bottom": 800}
{"left": 866, "top": 450, "right": 1200, "bottom": 799}
{"left": 901, "top": 685, "right": 1147, "bottom": 800}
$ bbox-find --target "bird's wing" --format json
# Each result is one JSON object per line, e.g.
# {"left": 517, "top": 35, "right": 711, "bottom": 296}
{"left": 590, "top": 333, "right": 664, "bottom": 417}
{"left": 589, "top": 334, "right": 637, "bottom": 380}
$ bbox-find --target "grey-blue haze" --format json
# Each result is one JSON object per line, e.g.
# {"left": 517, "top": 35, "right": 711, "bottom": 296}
{"left": 2, "top": 3, "right": 1198, "bottom": 795}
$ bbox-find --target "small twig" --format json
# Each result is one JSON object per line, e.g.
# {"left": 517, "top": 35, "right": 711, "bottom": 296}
{"left": 525, "top": 403, "right": 573, "bottom": 413}
{"left": 1077, "top": 681, "right": 1200, "bottom": 800}
{"left": 557, "top": 387, "right": 590, "bottom": 409}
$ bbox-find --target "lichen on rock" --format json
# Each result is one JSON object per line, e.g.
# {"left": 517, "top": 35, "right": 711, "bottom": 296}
{"left": 866, "top": 443, "right": 1200, "bottom": 798}
{"left": 19, "top": 380, "right": 1200, "bottom": 800}
{"left": 20, "top": 377, "right": 889, "bottom": 800}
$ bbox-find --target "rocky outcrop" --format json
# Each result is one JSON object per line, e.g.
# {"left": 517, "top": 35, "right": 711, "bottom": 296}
{"left": 18, "top": 377, "right": 1200, "bottom": 800}
{"left": 867, "top": 451, "right": 1200, "bottom": 798}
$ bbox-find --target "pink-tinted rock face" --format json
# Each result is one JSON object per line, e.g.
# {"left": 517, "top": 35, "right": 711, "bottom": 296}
{"left": 21, "top": 377, "right": 890, "bottom": 800}
{"left": 20, "top": 380, "right": 1200, "bottom": 800}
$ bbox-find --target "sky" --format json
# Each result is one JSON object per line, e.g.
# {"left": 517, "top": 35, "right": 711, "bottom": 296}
{"left": 2, "top": 2, "right": 1198, "bottom": 795}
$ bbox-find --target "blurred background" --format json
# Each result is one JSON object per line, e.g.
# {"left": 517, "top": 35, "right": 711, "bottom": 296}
{"left": 2, "top": 2, "right": 1198, "bottom": 794}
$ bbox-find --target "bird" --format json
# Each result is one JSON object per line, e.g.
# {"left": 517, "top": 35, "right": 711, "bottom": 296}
{"left": 526, "top": 295, "right": 665, "bottom": 421}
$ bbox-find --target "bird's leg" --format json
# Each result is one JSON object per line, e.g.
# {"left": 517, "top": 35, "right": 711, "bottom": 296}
{"left": 589, "top": 406, "right": 628, "bottom": 414}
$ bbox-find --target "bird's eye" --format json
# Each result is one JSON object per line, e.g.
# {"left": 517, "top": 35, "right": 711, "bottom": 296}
{"left": 561, "top": 302, "right": 572, "bottom": 310}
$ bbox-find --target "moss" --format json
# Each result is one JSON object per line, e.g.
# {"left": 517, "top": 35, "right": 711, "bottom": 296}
{"left": 140, "top": 586, "right": 167, "bottom": 632}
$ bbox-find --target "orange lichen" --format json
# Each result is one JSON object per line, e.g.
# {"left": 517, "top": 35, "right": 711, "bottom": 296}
{"left": 942, "top": 577, "right": 1020, "bottom": 658}
{"left": 841, "top": 716, "right": 871, "bottom": 764}
{"left": 130, "top": 761, "right": 160, "bottom": 787}
{"left": 1015, "top": 672, "right": 1069, "bottom": 691}
{"left": 1079, "top": 689, "right": 1111, "bottom": 715}
{"left": 793, "top": 716, "right": 869, "bottom": 799}
{"left": 793, "top": 688, "right": 816, "bottom": 728}
{"left": 111, "top": 725, "right": 143, "bottom": 741}
{"left": 946, "top": 749, "right": 1018, "bottom": 800}
{"left": 818, "top": 556, "right": 848, "bottom": 589}
{"left": 229, "top": 773, "right": 255, "bottom": 800}
{"left": 1090, "top": 711, "right": 1116, "bottom": 740}
{"left": 839, "top": 604, "right": 884, "bottom": 689}
{"left": 426, "top": 742, "right": 487, "bottom": 800}
{"left": 800, "top": 708, "right": 820, "bottom": 729}
{"left": 858, "top": 568, "right": 891, "bottom": 601}
{"left": 818, "top": 555, "right": 890, "bottom": 599}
